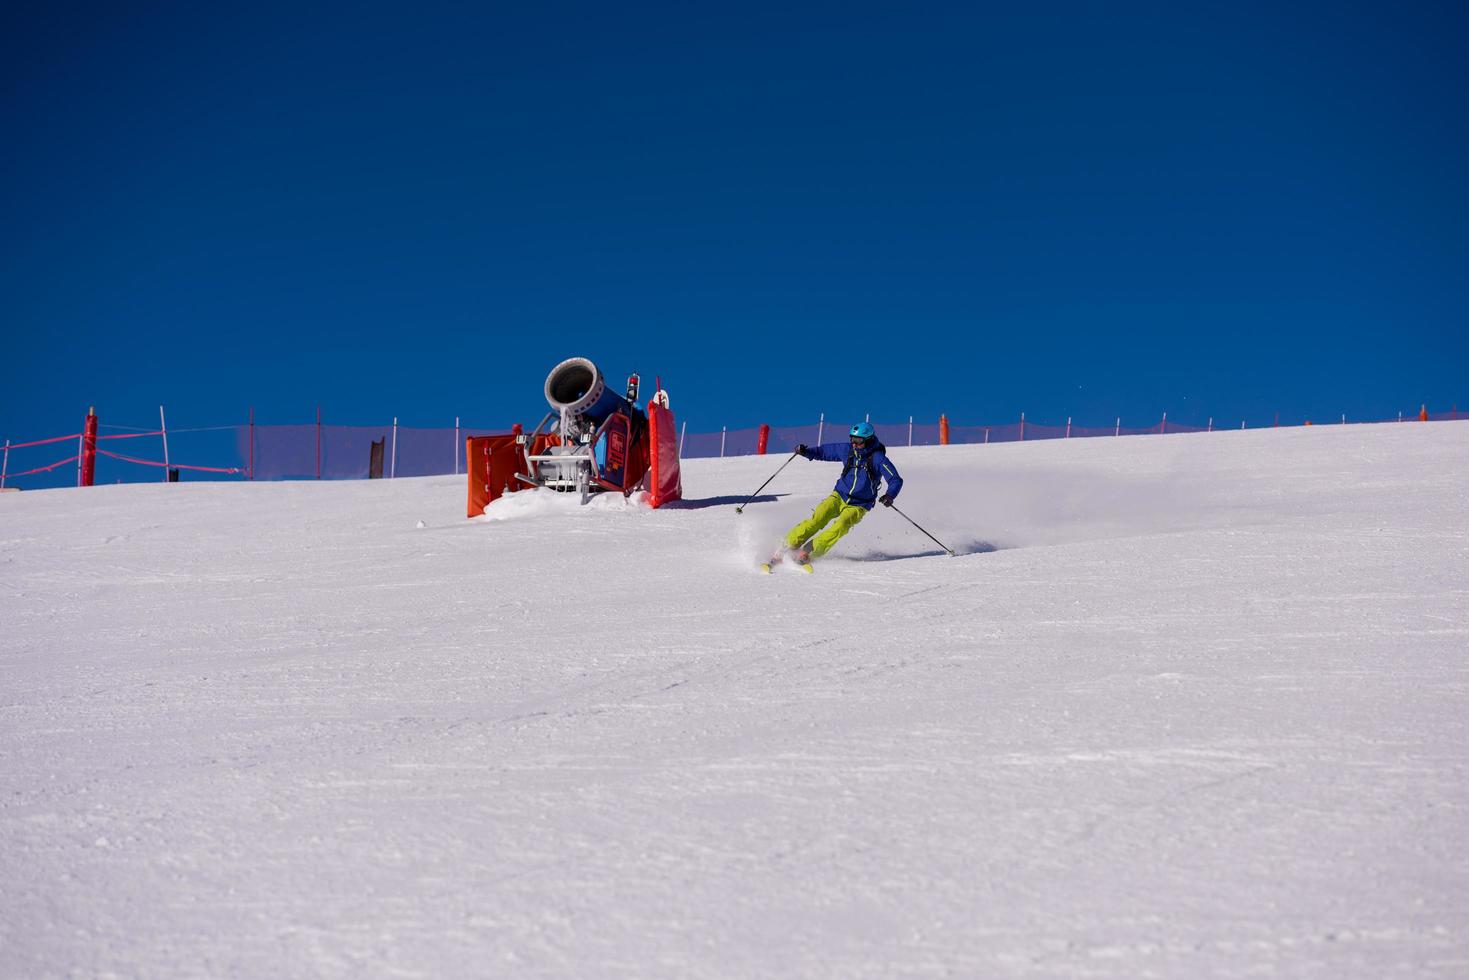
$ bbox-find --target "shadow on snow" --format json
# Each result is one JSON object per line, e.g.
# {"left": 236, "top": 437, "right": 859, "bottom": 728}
{"left": 664, "top": 494, "right": 785, "bottom": 510}
{"left": 840, "top": 538, "right": 1001, "bottom": 562}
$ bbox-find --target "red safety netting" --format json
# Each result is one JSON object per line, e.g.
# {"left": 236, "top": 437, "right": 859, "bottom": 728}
{"left": 96, "top": 429, "right": 166, "bottom": 441}
{"left": 5, "top": 454, "right": 81, "bottom": 478}
{"left": 4, "top": 432, "right": 81, "bottom": 450}
{"left": 1, "top": 431, "right": 85, "bottom": 486}
{"left": 2, "top": 423, "right": 250, "bottom": 488}
{"left": 95, "top": 449, "right": 243, "bottom": 475}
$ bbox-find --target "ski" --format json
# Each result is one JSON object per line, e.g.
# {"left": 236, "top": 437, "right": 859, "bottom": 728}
{"left": 759, "top": 548, "right": 813, "bottom": 574}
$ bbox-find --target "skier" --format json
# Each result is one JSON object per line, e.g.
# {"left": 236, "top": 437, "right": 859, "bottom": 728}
{"left": 767, "top": 422, "right": 903, "bottom": 571}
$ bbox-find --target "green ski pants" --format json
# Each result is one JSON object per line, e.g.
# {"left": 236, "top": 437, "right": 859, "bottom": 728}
{"left": 784, "top": 493, "right": 867, "bottom": 558}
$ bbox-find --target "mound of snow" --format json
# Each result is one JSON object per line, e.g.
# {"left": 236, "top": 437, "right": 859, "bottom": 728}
{"left": 477, "top": 484, "right": 652, "bottom": 521}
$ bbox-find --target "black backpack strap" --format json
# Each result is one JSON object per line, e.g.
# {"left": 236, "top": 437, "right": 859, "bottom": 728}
{"left": 866, "top": 442, "right": 886, "bottom": 483}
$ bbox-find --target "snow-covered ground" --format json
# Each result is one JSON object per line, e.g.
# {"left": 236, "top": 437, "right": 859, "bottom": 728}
{"left": 2, "top": 422, "right": 1466, "bottom": 978}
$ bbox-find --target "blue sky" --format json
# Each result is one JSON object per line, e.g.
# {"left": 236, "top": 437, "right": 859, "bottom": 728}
{"left": 4, "top": 1, "right": 1466, "bottom": 477}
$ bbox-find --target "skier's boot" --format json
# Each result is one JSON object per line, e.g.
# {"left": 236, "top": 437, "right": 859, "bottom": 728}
{"left": 793, "top": 549, "right": 814, "bottom": 573}
{"left": 760, "top": 547, "right": 787, "bottom": 574}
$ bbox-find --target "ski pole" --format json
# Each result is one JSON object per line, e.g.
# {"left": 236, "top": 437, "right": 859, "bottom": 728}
{"left": 888, "top": 502, "right": 956, "bottom": 556}
{"left": 735, "top": 450, "right": 801, "bottom": 513}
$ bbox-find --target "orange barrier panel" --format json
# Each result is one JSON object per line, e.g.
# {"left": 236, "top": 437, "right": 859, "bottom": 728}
{"left": 466, "top": 429, "right": 533, "bottom": 517}
{"left": 647, "top": 401, "right": 683, "bottom": 508}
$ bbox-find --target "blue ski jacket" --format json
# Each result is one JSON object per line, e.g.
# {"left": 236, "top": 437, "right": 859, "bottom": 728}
{"left": 799, "top": 441, "right": 903, "bottom": 510}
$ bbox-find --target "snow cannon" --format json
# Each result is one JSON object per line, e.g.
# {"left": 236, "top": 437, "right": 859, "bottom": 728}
{"left": 464, "top": 357, "right": 683, "bottom": 517}
{"left": 531, "top": 357, "right": 643, "bottom": 496}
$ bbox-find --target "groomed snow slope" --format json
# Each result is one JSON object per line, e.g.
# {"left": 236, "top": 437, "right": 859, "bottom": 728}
{"left": 2, "top": 422, "right": 1466, "bottom": 979}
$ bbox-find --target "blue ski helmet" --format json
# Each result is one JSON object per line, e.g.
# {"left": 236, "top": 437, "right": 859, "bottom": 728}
{"left": 849, "top": 421, "right": 876, "bottom": 441}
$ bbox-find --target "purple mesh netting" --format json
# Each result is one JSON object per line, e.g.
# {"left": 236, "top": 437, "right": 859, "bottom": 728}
{"left": 1070, "top": 424, "right": 1123, "bottom": 438}
{"left": 244, "top": 424, "right": 319, "bottom": 480}
{"left": 766, "top": 425, "right": 824, "bottom": 454}
{"left": 8, "top": 412, "right": 1451, "bottom": 489}
{"left": 866, "top": 422, "right": 936, "bottom": 448}
{"left": 391, "top": 426, "right": 462, "bottom": 478}
{"left": 950, "top": 423, "right": 1022, "bottom": 444}
{"left": 1020, "top": 421, "right": 1068, "bottom": 442}
{"left": 324, "top": 425, "right": 392, "bottom": 479}
{"left": 719, "top": 427, "right": 763, "bottom": 457}
{"left": 679, "top": 430, "right": 728, "bottom": 459}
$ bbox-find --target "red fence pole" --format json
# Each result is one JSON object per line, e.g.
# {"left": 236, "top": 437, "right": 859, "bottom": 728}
{"left": 756, "top": 424, "right": 770, "bottom": 455}
{"left": 939, "top": 414, "right": 950, "bottom": 446}
{"left": 80, "top": 408, "right": 98, "bottom": 487}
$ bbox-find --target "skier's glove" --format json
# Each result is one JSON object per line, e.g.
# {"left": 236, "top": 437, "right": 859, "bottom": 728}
{"left": 879, "top": 493, "right": 894, "bottom": 507}
{"left": 795, "top": 444, "right": 808, "bottom": 456}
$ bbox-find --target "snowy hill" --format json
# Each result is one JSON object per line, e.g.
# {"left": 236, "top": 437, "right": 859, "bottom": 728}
{"left": 2, "top": 422, "right": 1467, "bottom": 978}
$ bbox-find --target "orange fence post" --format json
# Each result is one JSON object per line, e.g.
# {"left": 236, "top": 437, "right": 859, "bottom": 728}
{"left": 1420, "top": 404, "right": 1429, "bottom": 421}
{"left": 756, "top": 424, "right": 770, "bottom": 455}
{"left": 938, "top": 414, "right": 950, "bottom": 445}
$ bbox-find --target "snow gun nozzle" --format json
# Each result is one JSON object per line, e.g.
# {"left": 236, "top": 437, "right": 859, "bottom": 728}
{"left": 544, "top": 357, "right": 634, "bottom": 425}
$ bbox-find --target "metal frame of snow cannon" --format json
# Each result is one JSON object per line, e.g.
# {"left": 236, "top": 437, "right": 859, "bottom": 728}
{"left": 516, "top": 357, "right": 646, "bottom": 504}
{"left": 516, "top": 411, "right": 626, "bottom": 503}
